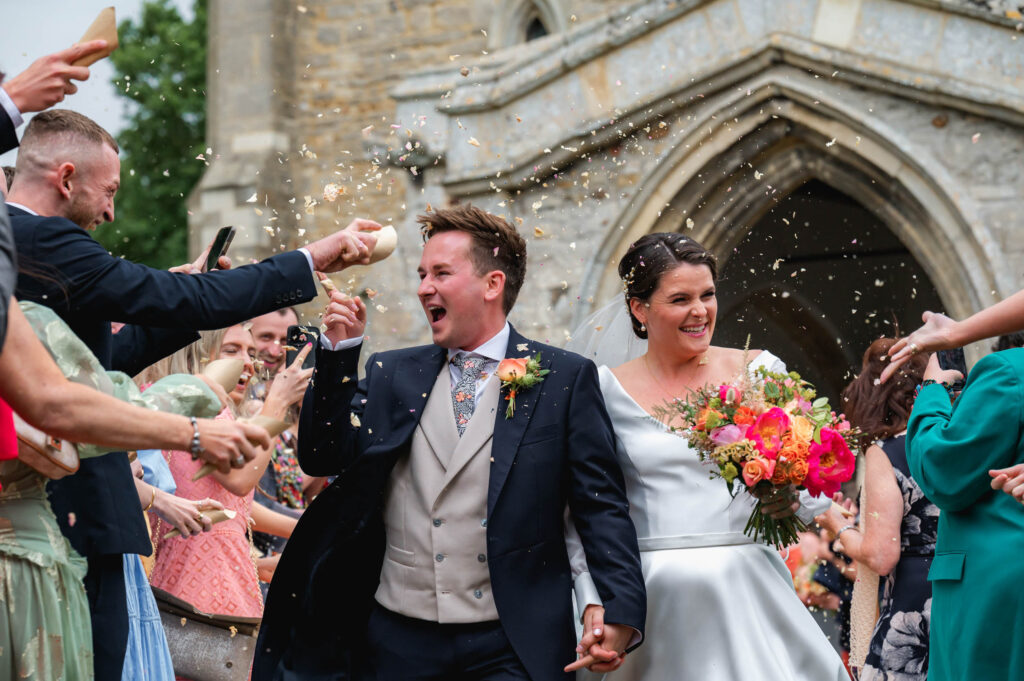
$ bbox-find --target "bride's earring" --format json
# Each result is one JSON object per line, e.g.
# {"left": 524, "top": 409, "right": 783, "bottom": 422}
{"left": 640, "top": 324, "right": 646, "bottom": 332}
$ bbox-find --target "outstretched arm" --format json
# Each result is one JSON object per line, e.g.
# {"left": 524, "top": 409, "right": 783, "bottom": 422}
{"left": 296, "top": 291, "right": 369, "bottom": 476}
{"left": 0, "top": 299, "right": 268, "bottom": 470}
{"left": 884, "top": 289, "right": 1024, "bottom": 382}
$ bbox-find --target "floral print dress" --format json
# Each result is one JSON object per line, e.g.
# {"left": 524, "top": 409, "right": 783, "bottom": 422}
{"left": 861, "top": 435, "right": 939, "bottom": 681}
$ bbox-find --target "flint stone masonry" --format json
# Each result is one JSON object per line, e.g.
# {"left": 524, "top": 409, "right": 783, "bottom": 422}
{"left": 195, "top": 0, "right": 1024, "bottom": 358}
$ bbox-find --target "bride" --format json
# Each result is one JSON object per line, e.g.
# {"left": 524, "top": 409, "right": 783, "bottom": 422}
{"left": 570, "top": 233, "right": 847, "bottom": 680}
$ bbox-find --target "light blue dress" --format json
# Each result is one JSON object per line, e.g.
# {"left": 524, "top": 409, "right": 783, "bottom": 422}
{"left": 122, "top": 450, "right": 178, "bottom": 681}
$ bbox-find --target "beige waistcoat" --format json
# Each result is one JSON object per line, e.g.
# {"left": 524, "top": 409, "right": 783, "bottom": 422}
{"left": 375, "top": 364, "right": 500, "bottom": 623}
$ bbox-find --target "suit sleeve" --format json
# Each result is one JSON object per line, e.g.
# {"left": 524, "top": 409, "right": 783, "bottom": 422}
{"left": 26, "top": 218, "right": 316, "bottom": 327}
{"left": 110, "top": 324, "right": 200, "bottom": 376}
{"left": 907, "top": 353, "right": 1024, "bottom": 512}
{"left": 296, "top": 343, "right": 371, "bottom": 476}
{"left": 564, "top": 359, "right": 646, "bottom": 646}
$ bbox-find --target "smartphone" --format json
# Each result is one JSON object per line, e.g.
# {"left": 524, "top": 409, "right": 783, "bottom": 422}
{"left": 203, "top": 226, "right": 236, "bottom": 273}
{"left": 936, "top": 348, "right": 967, "bottom": 392}
{"left": 285, "top": 325, "right": 320, "bottom": 370}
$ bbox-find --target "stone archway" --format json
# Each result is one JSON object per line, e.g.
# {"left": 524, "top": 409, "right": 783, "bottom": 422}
{"left": 583, "top": 71, "right": 1000, "bottom": 331}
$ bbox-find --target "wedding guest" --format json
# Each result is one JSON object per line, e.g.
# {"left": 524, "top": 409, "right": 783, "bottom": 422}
{"left": 572, "top": 233, "right": 845, "bottom": 680}
{"left": 904, "top": 349, "right": 1024, "bottom": 681}
{"left": 817, "top": 338, "right": 936, "bottom": 680}
{"left": 0, "top": 301, "right": 266, "bottom": 681}
{"left": 251, "top": 307, "right": 299, "bottom": 377}
{"left": 150, "top": 324, "right": 306, "bottom": 618}
{"left": 883, "top": 288, "right": 1024, "bottom": 380}
{"left": 6, "top": 106, "right": 379, "bottom": 678}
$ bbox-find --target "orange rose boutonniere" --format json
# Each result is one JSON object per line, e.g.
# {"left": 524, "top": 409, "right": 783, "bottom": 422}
{"left": 496, "top": 353, "right": 549, "bottom": 419}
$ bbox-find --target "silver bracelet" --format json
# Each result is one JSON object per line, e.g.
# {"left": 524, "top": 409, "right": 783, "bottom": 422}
{"left": 836, "top": 524, "right": 857, "bottom": 539}
{"left": 189, "top": 416, "right": 204, "bottom": 460}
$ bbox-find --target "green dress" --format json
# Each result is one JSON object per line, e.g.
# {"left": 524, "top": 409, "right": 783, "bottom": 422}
{"left": 906, "top": 348, "right": 1024, "bottom": 681}
{"left": 0, "top": 302, "right": 222, "bottom": 680}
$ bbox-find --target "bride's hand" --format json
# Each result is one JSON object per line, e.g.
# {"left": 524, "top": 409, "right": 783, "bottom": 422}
{"left": 753, "top": 484, "right": 800, "bottom": 519}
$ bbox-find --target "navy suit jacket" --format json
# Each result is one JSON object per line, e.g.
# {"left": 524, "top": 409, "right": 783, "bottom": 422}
{"left": 10, "top": 205, "right": 318, "bottom": 556}
{"left": 254, "top": 327, "right": 646, "bottom": 681}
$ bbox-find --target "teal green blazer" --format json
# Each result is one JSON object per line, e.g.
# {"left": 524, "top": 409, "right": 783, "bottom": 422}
{"left": 907, "top": 348, "right": 1024, "bottom": 681}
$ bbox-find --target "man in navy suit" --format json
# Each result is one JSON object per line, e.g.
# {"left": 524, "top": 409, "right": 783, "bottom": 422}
{"left": 6, "top": 107, "right": 381, "bottom": 679}
{"left": 255, "top": 204, "right": 646, "bottom": 681}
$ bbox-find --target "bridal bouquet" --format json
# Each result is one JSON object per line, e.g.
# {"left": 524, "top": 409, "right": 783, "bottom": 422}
{"left": 655, "top": 364, "right": 858, "bottom": 548}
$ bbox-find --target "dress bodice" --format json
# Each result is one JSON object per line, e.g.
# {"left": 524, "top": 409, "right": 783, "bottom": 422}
{"left": 598, "top": 351, "right": 787, "bottom": 542}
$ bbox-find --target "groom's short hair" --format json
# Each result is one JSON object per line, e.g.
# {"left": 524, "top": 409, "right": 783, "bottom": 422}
{"left": 418, "top": 204, "right": 527, "bottom": 315}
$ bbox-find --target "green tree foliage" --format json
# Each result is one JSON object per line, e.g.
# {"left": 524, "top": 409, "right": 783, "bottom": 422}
{"left": 95, "top": 0, "right": 207, "bottom": 268}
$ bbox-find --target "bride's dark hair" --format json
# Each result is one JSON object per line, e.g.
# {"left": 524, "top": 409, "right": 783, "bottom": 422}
{"left": 618, "top": 233, "right": 717, "bottom": 339}
{"left": 841, "top": 337, "right": 927, "bottom": 447}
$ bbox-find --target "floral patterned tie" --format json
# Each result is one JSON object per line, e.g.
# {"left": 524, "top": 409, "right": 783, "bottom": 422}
{"left": 451, "top": 352, "right": 484, "bottom": 436}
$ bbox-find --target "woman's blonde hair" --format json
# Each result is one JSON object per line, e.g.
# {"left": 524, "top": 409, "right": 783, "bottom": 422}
{"left": 134, "top": 328, "right": 229, "bottom": 385}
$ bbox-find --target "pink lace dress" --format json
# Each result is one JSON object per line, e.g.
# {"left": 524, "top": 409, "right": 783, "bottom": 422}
{"left": 148, "top": 410, "right": 263, "bottom": 617}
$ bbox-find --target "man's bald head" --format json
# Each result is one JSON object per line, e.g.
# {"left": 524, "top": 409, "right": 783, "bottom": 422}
{"left": 15, "top": 109, "right": 118, "bottom": 180}
{"left": 10, "top": 110, "right": 122, "bottom": 230}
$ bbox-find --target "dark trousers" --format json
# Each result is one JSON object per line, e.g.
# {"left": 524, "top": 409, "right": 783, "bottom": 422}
{"left": 83, "top": 553, "right": 129, "bottom": 681}
{"left": 367, "top": 604, "right": 531, "bottom": 681}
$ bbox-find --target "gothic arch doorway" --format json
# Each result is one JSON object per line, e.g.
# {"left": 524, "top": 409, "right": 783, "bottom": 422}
{"left": 713, "top": 180, "right": 944, "bottom": 401}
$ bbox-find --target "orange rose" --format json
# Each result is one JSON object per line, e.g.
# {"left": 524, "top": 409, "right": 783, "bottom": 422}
{"left": 770, "top": 459, "right": 791, "bottom": 485}
{"left": 780, "top": 435, "right": 811, "bottom": 462}
{"left": 742, "top": 457, "right": 776, "bottom": 487}
{"left": 788, "top": 459, "right": 809, "bottom": 485}
{"left": 790, "top": 415, "right": 814, "bottom": 443}
{"left": 496, "top": 357, "right": 530, "bottom": 382}
{"left": 733, "top": 406, "right": 758, "bottom": 426}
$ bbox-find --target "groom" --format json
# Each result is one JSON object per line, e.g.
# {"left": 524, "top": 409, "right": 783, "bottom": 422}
{"left": 254, "top": 205, "right": 646, "bottom": 680}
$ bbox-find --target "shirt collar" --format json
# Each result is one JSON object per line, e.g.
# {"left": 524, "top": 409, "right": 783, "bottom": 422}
{"left": 447, "top": 321, "right": 510, "bottom": 364}
{"left": 5, "top": 202, "right": 37, "bottom": 216}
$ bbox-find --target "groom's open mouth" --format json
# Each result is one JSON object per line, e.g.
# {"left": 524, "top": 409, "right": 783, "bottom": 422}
{"left": 427, "top": 305, "right": 447, "bottom": 324}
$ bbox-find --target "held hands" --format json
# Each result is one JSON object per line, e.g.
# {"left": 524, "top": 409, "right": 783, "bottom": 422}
{"left": 153, "top": 493, "right": 224, "bottom": 538}
{"left": 2, "top": 41, "right": 108, "bottom": 113}
{"left": 322, "top": 290, "right": 367, "bottom": 346}
{"left": 194, "top": 418, "right": 270, "bottom": 473}
{"left": 990, "top": 464, "right": 1024, "bottom": 505}
{"left": 564, "top": 605, "right": 629, "bottom": 673}
{"left": 305, "top": 219, "right": 382, "bottom": 272}
{"left": 882, "top": 311, "right": 957, "bottom": 383}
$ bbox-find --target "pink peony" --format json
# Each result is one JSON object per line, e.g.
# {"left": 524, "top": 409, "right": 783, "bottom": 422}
{"left": 804, "top": 428, "right": 856, "bottom": 497}
{"left": 710, "top": 424, "right": 748, "bottom": 447}
{"left": 746, "top": 407, "right": 790, "bottom": 460}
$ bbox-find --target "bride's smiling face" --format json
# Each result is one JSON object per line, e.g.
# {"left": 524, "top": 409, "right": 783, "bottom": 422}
{"left": 631, "top": 262, "right": 717, "bottom": 356}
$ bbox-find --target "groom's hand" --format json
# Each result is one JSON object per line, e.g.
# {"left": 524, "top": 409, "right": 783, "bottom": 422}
{"left": 564, "top": 606, "right": 627, "bottom": 673}
{"left": 322, "top": 290, "right": 367, "bottom": 346}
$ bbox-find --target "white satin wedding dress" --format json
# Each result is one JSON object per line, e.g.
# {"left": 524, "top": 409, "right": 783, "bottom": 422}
{"left": 582, "top": 352, "right": 847, "bottom": 681}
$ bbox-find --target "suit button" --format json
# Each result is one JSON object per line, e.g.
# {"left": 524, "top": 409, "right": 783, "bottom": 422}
{"left": 480, "top": 519, "right": 487, "bottom": 528}
{"left": 473, "top": 590, "right": 483, "bottom": 599}
{"left": 477, "top": 554, "right": 486, "bottom": 563}
{"left": 435, "top": 553, "right": 445, "bottom": 563}
{"left": 433, "top": 518, "right": 443, "bottom": 527}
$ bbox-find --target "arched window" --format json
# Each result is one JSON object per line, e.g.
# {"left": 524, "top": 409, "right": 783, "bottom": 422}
{"left": 525, "top": 15, "right": 549, "bottom": 42}
{"left": 489, "top": 0, "right": 567, "bottom": 49}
